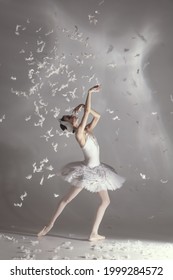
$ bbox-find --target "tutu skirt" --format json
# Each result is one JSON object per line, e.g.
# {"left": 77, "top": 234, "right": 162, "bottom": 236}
{"left": 59, "top": 161, "right": 126, "bottom": 192}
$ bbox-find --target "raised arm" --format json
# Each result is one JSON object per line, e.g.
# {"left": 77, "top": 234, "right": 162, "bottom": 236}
{"left": 77, "top": 90, "right": 92, "bottom": 133}
{"left": 85, "top": 108, "right": 100, "bottom": 132}
{"left": 76, "top": 85, "right": 100, "bottom": 135}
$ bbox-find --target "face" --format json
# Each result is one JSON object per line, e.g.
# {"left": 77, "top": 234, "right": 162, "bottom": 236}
{"left": 62, "top": 115, "right": 78, "bottom": 127}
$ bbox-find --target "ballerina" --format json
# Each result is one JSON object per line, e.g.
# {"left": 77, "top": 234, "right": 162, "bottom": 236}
{"left": 37, "top": 85, "right": 125, "bottom": 241}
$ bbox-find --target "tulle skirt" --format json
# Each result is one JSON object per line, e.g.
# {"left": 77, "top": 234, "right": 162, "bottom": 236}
{"left": 59, "top": 161, "right": 126, "bottom": 192}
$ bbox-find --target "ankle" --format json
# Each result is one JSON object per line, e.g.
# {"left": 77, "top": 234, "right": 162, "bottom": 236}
{"left": 48, "top": 221, "right": 54, "bottom": 227}
{"left": 90, "top": 232, "right": 98, "bottom": 236}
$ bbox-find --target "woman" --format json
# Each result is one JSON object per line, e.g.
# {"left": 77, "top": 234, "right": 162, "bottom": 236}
{"left": 38, "top": 85, "right": 125, "bottom": 241}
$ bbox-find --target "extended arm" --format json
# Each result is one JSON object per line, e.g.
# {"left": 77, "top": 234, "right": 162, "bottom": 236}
{"left": 72, "top": 104, "right": 85, "bottom": 115}
{"left": 73, "top": 104, "right": 100, "bottom": 118}
{"left": 77, "top": 90, "right": 92, "bottom": 133}
{"left": 73, "top": 103, "right": 100, "bottom": 132}
{"left": 85, "top": 107, "right": 100, "bottom": 132}
{"left": 76, "top": 85, "right": 101, "bottom": 134}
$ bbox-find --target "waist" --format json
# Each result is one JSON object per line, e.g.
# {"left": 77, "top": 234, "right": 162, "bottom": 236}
{"left": 84, "top": 158, "right": 100, "bottom": 168}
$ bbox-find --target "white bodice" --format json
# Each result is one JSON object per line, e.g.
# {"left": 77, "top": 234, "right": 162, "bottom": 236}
{"left": 82, "top": 133, "right": 100, "bottom": 168}
{"left": 61, "top": 133, "right": 126, "bottom": 192}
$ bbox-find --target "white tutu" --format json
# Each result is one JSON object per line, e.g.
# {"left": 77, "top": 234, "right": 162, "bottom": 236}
{"left": 60, "top": 133, "right": 126, "bottom": 193}
{"left": 61, "top": 161, "right": 126, "bottom": 192}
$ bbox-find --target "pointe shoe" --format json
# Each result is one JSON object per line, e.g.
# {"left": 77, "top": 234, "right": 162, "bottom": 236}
{"left": 89, "top": 234, "right": 105, "bottom": 242}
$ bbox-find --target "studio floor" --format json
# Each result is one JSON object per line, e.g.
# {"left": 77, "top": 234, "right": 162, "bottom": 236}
{"left": 0, "top": 232, "right": 173, "bottom": 260}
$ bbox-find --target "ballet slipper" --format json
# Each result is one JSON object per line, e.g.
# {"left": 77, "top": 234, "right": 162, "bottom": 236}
{"left": 89, "top": 233, "right": 105, "bottom": 242}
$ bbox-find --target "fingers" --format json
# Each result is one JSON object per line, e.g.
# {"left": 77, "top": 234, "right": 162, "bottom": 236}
{"left": 89, "top": 84, "right": 101, "bottom": 92}
{"left": 94, "top": 84, "right": 101, "bottom": 89}
{"left": 72, "top": 104, "right": 84, "bottom": 115}
{"left": 92, "top": 84, "right": 100, "bottom": 90}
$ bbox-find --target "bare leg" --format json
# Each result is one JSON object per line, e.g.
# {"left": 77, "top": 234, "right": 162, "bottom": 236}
{"left": 89, "top": 190, "right": 110, "bottom": 241}
{"left": 38, "top": 186, "right": 83, "bottom": 237}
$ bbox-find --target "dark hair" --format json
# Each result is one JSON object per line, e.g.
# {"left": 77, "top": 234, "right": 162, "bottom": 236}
{"left": 59, "top": 116, "right": 67, "bottom": 131}
{"left": 59, "top": 116, "right": 75, "bottom": 133}
{"left": 60, "top": 123, "right": 67, "bottom": 131}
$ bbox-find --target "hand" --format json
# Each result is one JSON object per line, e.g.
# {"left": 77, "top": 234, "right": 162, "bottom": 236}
{"left": 89, "top": 84, "right": 101, "bottom": 93}
{"left": 72, "top": 104, "right": 84, "bottom": 115}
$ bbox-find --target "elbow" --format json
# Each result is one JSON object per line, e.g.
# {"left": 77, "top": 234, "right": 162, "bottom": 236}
{"left": 95, "top": 115, "right": 100, "bottom": 122}
{"left": 84, "top": 108, "right": 90, "bottom": 114}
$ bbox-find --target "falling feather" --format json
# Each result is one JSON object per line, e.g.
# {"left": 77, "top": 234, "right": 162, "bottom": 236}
{"left": 25, "top": 116, "right": 32, "bottom": 121}
{"left": 50, "top": 107, "right": 60, "bottom": 118}
{"left": 15, "top": 24, "right": 22, "bottom": 35}
{"left": 37, "top": 42, "right": 46, "bottom": 53}
{"left": 19, "top": 49, "right": 25, "bottom": 54}
{"left": 37, "top": 40, "right": 44, "bottom": 45}
{"left": 88, "top": 15, "right": 98, "bottom": 25}
{"left": 20, "top": 192, "right": 27, "bottom": 201}
{"left": 28, "top": 69, "right": 34, "bottom": 79}
{"left": 14, "top": 202, "right": 22, "bottom": 207}
{"left": 65, "top": 106, "right": 74, "bottom": 113}
{"left": 25, "top": 52, "right": 34, "bottom": 61}
{"left": 11, "top": 88, "right": 28, "bottom": 98}
{"left": 30, "top": 240, "right": 39, "bottom": 246}
{"left": 36, "top": 27, "right": 42, "bottom": 33}
{"left": 46, "top": 165, "right": 54, "bottom": 171}
{"left": 45, "top": 29, "right": 54, "bottom": 36}
{"left": 33, "top": 162, "right": 43, "bottom": 173}
{"left": 170, "top": 94, "right": 173, "bottom": 102}
{"left": 107, "top": 62, "right": 116, "bottom": 68}
{"left": 26, "top": 175, "right": 32, "bottom": 180}
{"left": 58, "top": 83, "right": 69, "bottom": 91}
{"left": 0, "top": 114, "right": 5, "bottom": 122}
{"left": 40, "top": 175, "right": 44, "bottom": 185}
{"left": 140, "top": 173, "right": 146, "bottom": 180}
{"left": 52, "top": 142, "right": 58, "bottom": 152}
{"left": 41, "top": 158, "right": 49, "bottom": 164}
{"left": 160, "top": 179, "right": 168, "bottom": 184}
{"left": 47, "top": 174, "right": 56, "bottom": 179}
{"left": 106, "top": 109, "right": 114, "bottom": 114}
{"left": 11, "top": 76, "right": 17, "bottom": 80}
{"left": 112, "top": 116, "right": 120, "bottom": 120}
{"left": 89, "top": 73, "right": 96, "bottom": 83}
{"left": 69, "top": 88, "right": 78, "bottom": 99}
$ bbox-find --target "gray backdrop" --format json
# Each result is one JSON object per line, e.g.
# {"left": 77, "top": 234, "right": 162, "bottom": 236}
{"left": 0, "top": 0, "right": 173, "bottom": 241}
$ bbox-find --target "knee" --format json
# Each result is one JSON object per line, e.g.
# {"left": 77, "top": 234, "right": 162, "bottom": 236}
{"left": 101, "top": 198, "right": 110, "bottom": 208}
{"left": 61, "top": 197, "right": 72, "bottom": 206}
{"left": 105, "top": 198, "right": 110, "bottom": 207}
